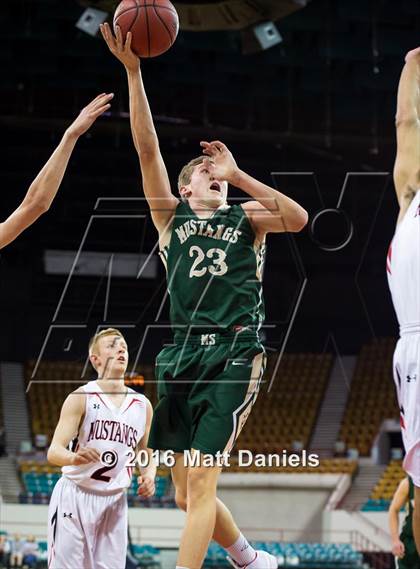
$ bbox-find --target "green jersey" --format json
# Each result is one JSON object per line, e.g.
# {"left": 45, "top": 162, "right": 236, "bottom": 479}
{"left": 159, "top": 201, "right": 266, "bottom": 336}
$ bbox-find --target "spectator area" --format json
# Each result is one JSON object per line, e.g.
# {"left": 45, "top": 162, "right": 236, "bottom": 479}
{"left": 25, "top": 354, "right": 332, "bottom": 456}
{"left": 362, "top": 460, "right": 405, "bottom": 512}
{"left": 205, "top": 542, "right": 363, "bottom": 568}
{"left": 25, "top": 360, "right": 156, "bottom": 443}
{"left": 19, "top": 461, "right": 174, "bottom": 507}
{"left": 227, "top": 458, "right": 358, "bottom": 475}
{"left": 0, "top": 532, "right": 364, "bottom": 569}
{"left": 19, "top": 458, "right": 357, "bottom": 506}
{"left": 338, "top": 339, "right": 398, "bottom": 456}
{"left": 237, "top": 353, "right": 333, "bottom": 453}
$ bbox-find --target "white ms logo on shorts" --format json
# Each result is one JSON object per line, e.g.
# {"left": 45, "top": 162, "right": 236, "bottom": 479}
{"left": 201, "top": 334, "right": 216, "bottom": 346}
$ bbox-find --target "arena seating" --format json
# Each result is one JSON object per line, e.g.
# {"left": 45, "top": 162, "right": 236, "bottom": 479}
{"left": 362, "top": 460, "right": 405, "bottom": 511}
{"left": 22, "top": 354, "right": 361, "bottom": 485}
{"left": 0, "top": 533, "right": 364, "bottom": 569}
{"left": 205, "top": 542, "right": 363, "bottom": 567}
{"left": 236, "top": 353, "right": 333, "bottom": 453}
{"left": 25, "top": 360, "right": 85, "bottom": 443}
{"left": 25, "top": 360, "right": 156, "bottom": 444}
{"left": 25, "top": 353, "right": 331, "bottom": 456}
{"left": 226, "top": 458, "right": 357, "bottom": 475}
{"left": 338, "top": 338, "right": 398, "bottom": 456}
{"left": 131, "top": 544, "right": 161, "bottom": 567}
{"left": 18, "top": 461, "right": 174, "bottom": 507}
{"left": 18, "top": 458, "right": 357, "bottom": 506}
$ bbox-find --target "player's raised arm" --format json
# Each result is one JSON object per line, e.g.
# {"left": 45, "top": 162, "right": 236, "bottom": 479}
{"left": 136, "top": 399, "right": 156, "bottom": 498}
{"left": 47, "top": 390, "right": 100, "bottom": 467}
{"left": 200, "top": 140, "right": 308, "bottom": 237}
{"left": 100, "top": 23, "right": 178, "bottom": 233}
{"left": 0, "top": 93, "right": 113, "bottom": 250}
{"left": 394, "top": 48, "right": 420, "bottom": 212}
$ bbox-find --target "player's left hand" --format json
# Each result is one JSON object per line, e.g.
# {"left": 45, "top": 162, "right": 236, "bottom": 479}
{"left": 137, "top": 475, "right": 155, "bottom": 498}
{"left": 66, "top": 93, "right": 114, "bottom": 139}
{"left": 100, "top": 22, "right": 139, "bottom": 72}
{"left": 200, "top": 140, "right": 239, "bottom": 184}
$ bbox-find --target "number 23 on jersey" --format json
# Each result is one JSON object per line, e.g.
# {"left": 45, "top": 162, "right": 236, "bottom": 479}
{"left": 189, "top": 245, "right": 228, "bottom": 278}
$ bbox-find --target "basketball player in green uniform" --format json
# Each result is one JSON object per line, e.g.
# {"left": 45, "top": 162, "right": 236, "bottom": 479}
{"left": 101, "top": 23, "right": 308, "bottom": 569}
{"left": 0, "top": 93, "right": 113, "bottom": 249}
{"left": 389, "top": 477, "right": 420, "bottom": 568}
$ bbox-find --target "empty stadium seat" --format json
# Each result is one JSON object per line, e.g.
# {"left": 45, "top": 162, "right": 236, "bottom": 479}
{"left": 362, "top": 459, "right": 405, "bottom": 511}
{"left": 236, "top": 353, "right": 333, "bottom": 454}
{"left": 18, "top": 461, "right": 174, "bottom": 507}
{"left": 25, "top": 360, "right": 156, "bottom": 444}
{"left": 204, "top": 541, "right": 363, "bottom": 567}
{"left": 338, "top": 339, "right": 398, "bottom": 456}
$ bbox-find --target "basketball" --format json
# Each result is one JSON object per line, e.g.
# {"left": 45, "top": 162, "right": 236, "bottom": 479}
{"left": 113, "top": 0, "right": 179, "bottom": 58}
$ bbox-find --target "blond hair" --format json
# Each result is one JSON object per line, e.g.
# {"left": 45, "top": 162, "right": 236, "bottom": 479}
{"left": 177, "top": 156, "right": 206, "bottom": 191}
{"left": 88, "top": 328, "right": 124, "bottom": 357}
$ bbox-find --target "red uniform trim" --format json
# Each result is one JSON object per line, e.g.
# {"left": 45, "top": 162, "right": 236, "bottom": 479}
{"left": 92, "top": 392, "right": 109, "bottom": 409}
{"left": 122, "top": 399, "right": 143, "bottom": 414}
{"left": 386, "top": 242, "right": 392, "bottom": 275}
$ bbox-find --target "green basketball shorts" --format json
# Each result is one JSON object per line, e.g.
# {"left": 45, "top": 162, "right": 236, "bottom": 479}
{"left": 148, "top": 332, "right": 266, "bottom": 456}
{"left": 398, "top": 536, "right": 420, "bottom": 569}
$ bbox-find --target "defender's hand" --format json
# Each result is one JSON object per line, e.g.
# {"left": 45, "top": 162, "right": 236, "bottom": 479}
{"left": 391, "top": 539, "right": 405, "bottom": 559}
{"left": 100, "top": 22, "right": 139, "bottom": 72}
{"left": 66, "top": 93, "right": 113, "bottom": 139}
{"left": 137, "top": 475, "right": 155, "bottom": 498}
{"left": 71, "top": 447, "right": 101, "bottom": 465}
{"left": 200, "top": 140, "right": 239, "bottom": 184}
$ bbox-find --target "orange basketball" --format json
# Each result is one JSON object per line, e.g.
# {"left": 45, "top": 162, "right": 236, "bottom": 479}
{"left": 113, "top": 0, "right": 179, "bottom": 58}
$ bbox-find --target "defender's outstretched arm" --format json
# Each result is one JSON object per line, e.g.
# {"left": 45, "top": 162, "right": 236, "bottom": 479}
{"left": 394, "top": 48, "right": 420, "bottom": 212}
{"left": 0, "top": 93, "right": 113, "bottom": 249}
{"left": 101, "top": 24, "right": 178, "bottom": 233}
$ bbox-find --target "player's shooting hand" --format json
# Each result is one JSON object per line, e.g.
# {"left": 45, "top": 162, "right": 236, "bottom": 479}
{"left": 66, "top": 93, "right": 113, "bottom": 139}
{"left": 200, "top": 140, "right": 239, "bottom": 184}
{"left": 100, "top": 23, "right": 139, "bottom": 73}
{"left": 405, "top": 47, "right": 420, "bottom": 62}
{"left": 391, "top": 539, "right": 405, "bottom": 559}
{"left": 137, "top": 475, "right": 155, "bottom": 498}
{"left": 71, "top": 447, "right": 101, "bottom": 466}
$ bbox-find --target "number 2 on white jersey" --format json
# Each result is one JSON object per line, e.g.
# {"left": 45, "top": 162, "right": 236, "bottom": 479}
{"left": 189, "top": 246, "right": 228, "bottom": 278}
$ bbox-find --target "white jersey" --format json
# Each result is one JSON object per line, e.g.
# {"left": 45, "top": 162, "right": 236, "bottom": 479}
{"left": 387, "top": 190, "right": 420, "bottom": 334}
{"left": 62, "top": 381, "right": 147, "bottom": 494}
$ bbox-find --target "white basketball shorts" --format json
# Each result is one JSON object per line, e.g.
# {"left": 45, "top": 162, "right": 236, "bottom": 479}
{"left": 393, "top": 332, "right": 420, "bottom": 487}
{"left": 48, "top": 476, "right": 127, "bottom": 569}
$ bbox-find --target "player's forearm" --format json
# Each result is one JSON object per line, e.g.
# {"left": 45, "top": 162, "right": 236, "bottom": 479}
{"left": 396, "top": 55, "right": 420, "bottom": 124}
{"left": 24, "top": 130, "right": 78, "bottom": 213}
{"left": 231, "top": 169, "right": 308, "bottom": 231}
{"left": 389, "top": 509, "right": 400, "bottom": 542}
{"left": 47, "top": 444, "right": 75, "bottom": 467}
{"left": 139, "top": 449, "right": 157, "bottom": 479}
{"left": 126, "top": 67, "right": 159, "bottom": 155}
